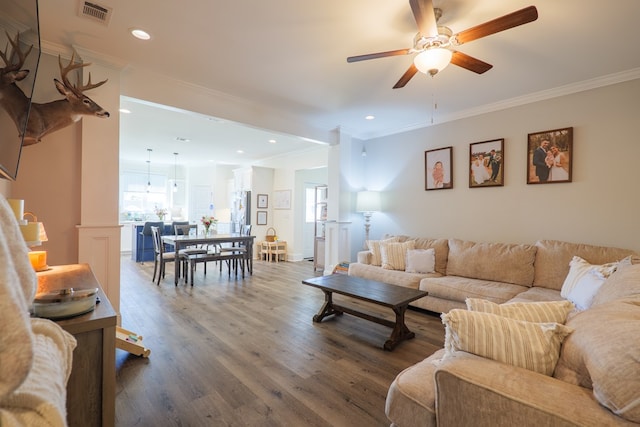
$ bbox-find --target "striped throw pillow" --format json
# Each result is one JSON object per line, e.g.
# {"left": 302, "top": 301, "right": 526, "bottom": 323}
{"left": 441, "top": 309, "right": 573, "bottom": 376}
{"left": 466, "top": 298, "right": 575, "bottom": 324}
{"left": 380, "top": 240, "right": 415, "bottom": 271}
{"left": 366, "top": 237, "right": 399, "bottom": 267}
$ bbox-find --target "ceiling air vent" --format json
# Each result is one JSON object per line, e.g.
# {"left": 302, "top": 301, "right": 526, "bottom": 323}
{"left": 78, "top": 1, "right": 113, "bottom": 26}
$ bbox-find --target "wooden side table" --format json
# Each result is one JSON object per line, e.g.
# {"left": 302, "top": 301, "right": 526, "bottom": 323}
{"left": 38, "top": 264, "right": 117, "bottom": 427}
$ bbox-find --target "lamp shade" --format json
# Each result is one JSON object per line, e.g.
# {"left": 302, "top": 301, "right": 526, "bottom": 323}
{"left": 356, "top": 191, "right": 381, "bottom": 213}
{"left": 413, "top": 48, "right": 452, "bottom": 75}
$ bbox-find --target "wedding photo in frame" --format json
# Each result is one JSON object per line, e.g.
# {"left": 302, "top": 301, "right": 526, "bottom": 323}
{"left": 469, "top": 139, "right": 504, "bottom": 188}
{"left": 527, "top": 127, "right": 573, "bottom": 184}
{"left": 425, "top": 146, "right": 453, "bottom": 190}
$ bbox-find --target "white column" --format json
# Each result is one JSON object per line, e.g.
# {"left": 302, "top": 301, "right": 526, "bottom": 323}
{"left": 323, "top": 221, "right": 351, "bottom": 275}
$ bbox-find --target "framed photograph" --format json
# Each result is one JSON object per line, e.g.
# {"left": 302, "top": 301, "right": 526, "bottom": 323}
{"left": 257, "top": 210, "right": 268, "bottom": 225}
{"left": 469, "top": 139, "right": 504, "bottom": 188}
{"left": 527, "top": 127, "right": 573, "bottom": 184}
{"left": 273, "top": 190, "right": 291, "bottom": 209}
{"left": 425, "top": 146, "right": 453, "bottom": 190}
{"left": 257, "top": 194, "right": 268, "bottom": 209}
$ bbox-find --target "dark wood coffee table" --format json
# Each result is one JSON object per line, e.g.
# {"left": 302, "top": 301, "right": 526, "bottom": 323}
{"left": 302, "top": 274, "right": 428, "bottom": 351}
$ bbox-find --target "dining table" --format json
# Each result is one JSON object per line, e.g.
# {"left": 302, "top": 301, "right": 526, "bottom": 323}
{"left": 161, "top": 233, "right": 256, "bottom": 284}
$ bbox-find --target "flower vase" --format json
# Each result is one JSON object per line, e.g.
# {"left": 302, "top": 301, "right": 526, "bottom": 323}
{"left": 204, "top": 226, "right": 210, "bottom": 237}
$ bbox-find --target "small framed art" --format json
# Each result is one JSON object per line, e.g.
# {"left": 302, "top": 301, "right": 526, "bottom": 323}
{"left": 469, "top": 139, "right": 504, "bottom": 188}
{"left": 257, "top": 211, "right": 268, "bottom": 225}
{"left": 425, "top": 146, "right": 453, "bottom": 190}
{"left": 257, "top": 194, "right": 268, "bottom": 209}
{"left": 527, "top": 127, "right": 573, "bottom": 184}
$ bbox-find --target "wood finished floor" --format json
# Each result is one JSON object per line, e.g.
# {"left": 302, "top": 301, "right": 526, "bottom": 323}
{"left": 116, "top": 255, "right": 445, "bottom": 427}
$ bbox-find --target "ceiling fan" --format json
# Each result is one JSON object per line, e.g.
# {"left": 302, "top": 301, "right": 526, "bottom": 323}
{"left": 347, "top": 0, "right": 538, "bottom": 88}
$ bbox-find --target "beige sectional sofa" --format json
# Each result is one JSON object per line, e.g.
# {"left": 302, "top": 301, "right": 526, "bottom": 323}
{"left": 348, "top": 236, "right": 636, "bottom": 312}
{"left": 348, "top": 236, "right": 640, "bottom": 426}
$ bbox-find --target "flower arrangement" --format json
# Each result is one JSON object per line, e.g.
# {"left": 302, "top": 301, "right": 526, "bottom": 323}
{"left": 201, "top": 216, "right": 218, "bottom": 234}
{"left": 154, "top": 206, "right": 168, "bottom": 220}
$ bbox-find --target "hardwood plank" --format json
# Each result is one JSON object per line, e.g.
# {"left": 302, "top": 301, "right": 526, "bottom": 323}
{"left": 115, "top": 255, "right": 445, "bottom": 426}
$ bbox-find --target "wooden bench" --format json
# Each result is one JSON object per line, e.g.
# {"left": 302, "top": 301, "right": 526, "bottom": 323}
{"left": 186, "top": 252, "right": 246, "bottom": 285}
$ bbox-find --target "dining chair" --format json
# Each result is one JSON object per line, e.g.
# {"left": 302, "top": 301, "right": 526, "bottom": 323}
{"left": 151, "top": 226, "right": 178, "bottom": 285}
{"left": 140, "top": 221, "right": 164, "bottom": 264}
{"left": 216, "top": 224, "right": 251, "bottom": 275}
{"left": 174, "top": 224, "right": 209, "bottom": 273}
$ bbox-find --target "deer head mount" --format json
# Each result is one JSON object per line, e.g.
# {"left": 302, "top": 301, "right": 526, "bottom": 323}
{"left": 0, "top": 32, "right": 110, "bottom": 146}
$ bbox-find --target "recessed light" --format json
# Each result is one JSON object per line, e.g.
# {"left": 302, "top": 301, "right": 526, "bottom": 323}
{"left": 237, "top": 150, "right": 244, "bottom": 154}
{"left": 268, "top": 139, "right": 277, "bottom": 144}
{"left": 365, "top": 115, "right": 375, "bottom": 120}
{"left": 119, "top": 108, "right": 131, "bottom": 114}
{"left": 130, "top": 28, "right": 151, "bottom": 40}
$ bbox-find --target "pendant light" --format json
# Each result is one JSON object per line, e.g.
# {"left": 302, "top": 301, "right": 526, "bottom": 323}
{"left": 173, "top": 152, "right": 179, "bottom": 193}
{"left": 146, "top": 148, "right": 152, "bottom": 192}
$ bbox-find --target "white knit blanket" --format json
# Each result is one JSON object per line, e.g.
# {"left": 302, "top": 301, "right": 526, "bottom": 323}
{"left": 0, "top": 195, "right": 77, "bottom": 426}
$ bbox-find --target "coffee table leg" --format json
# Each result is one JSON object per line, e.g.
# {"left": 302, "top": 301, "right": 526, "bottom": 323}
{"left": 384, "top": 305, "right": 415, "bottom": 351}
{"left": 312, "top": 291, "right": 343, "bottom": 322}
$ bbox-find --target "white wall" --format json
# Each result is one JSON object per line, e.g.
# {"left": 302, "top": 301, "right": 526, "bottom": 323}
{"left": 356, "top": 79, "right": 640, "bottom": 257}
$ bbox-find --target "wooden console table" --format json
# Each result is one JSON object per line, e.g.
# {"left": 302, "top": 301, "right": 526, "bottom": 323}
{"left": 38, "top": 264, "right": 116, "bottom": 427}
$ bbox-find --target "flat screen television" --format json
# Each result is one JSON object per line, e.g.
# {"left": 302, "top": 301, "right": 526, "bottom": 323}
{"left": 0, "top": 0, "right": 40, "bottom": 180}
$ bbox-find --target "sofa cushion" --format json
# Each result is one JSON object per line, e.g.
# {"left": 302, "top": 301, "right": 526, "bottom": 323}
{"left": 592, "top": 263, "right": 640, "bottom": 306}
{"left": 446, "top": 239, "right": 536, "bottom": 286}
{"left": 506, "top": 287, "right": 563, "bottom": 303}
{"left": 348, "top": 262, "right": 439, "bottom": 290}
{"left": 380, "top": 240, "right": 415, "bottom": 271}
{"left": 442, "top": 309, "right": 572, "bottom": 376}
{"left": 533, "top": 240, "right": 637, "bottom": 291}
{"left": 405, "top": 248, "right": 435, "bottom": 274}
{"left": 422, "top": 276, "right": 528, "bottom": 305}
{"left": 466, "top": 298, "right": 574, "bottom": 324}
{"left": 553, "top": 299, "right": 640, "bottom": 423}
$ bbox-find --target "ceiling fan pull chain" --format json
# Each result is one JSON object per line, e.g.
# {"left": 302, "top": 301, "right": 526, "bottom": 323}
{"left": 430, "top": 75, "right": 437, "bottom": 124}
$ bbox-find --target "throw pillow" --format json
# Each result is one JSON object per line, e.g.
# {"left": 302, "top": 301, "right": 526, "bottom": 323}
{"left": 405, "top": 248, "right": 435, "bottom": 274}
{"left": 560, "top": 256, "right": 619, "bottom": 299}
{"left": 566, "top": 269, "right": 607, "bottom": 311}
{"left": 380, "top": 240, "right": 415, "bottom": 271}
{"left": 466, "top": 298, "right": 575, "bottom": 324}
{"left": 366, "top": 237, "right": 399, "bottom": 267}
{"left": 441, "top": 309, "right": 573, "bottom": 376}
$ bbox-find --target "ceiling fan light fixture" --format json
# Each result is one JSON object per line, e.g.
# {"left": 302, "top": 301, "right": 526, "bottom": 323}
{"left": 413, "top": 47, "right": 452, "bottom": 76}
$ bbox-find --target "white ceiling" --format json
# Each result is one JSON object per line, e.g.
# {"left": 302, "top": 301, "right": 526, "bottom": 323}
{"left": 19, "top": 1, "right": 640, "bottom": 166}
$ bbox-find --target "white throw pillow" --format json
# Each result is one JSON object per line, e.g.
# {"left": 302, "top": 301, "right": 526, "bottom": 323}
{"left": 380, "top": 240, "right": 415, "bottom": 271}
{"left": 466, "top": 298, "right": 575, "bottom": 324}
{"left": 366, "top": 237, "right": 399, "bottom": 267}
{"left": 560, "top": 256, "right": 619, "bottom": 299}
{"left": 441, "top": 309, "right": 573, "bottom": 376}
{"left": 566, "top": 269, "right": 606, "bottom": 311}
{"left": 405, "top": 248, "right": 435, "bottom": 274}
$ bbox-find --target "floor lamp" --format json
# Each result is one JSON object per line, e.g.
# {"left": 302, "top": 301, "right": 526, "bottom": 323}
{"left": 356, "top": 191, "right": 380, "bottom": 249}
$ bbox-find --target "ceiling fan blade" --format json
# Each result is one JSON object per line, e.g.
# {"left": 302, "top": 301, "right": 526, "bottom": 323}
{"left": 454, "top": 6, "right": 538, "bottom": 45}
{"left": 409, "top": 0, "right": 439, "bottom": 38}
{"left": 450, "top": 51, "right": 493, "bottom": 74}
{"left": 393, "top": 64, "right": 419, "bottom": 89}
{"left": 347, "top": 48, "right": 411, "bottom": 63}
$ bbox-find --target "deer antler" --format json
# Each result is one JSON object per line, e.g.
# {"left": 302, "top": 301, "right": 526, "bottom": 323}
{"left": 58, "top": 52, "right": 108, "bottom": 97}
{"left": 0, "top": 31, "right": 33, "bottom": 72}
